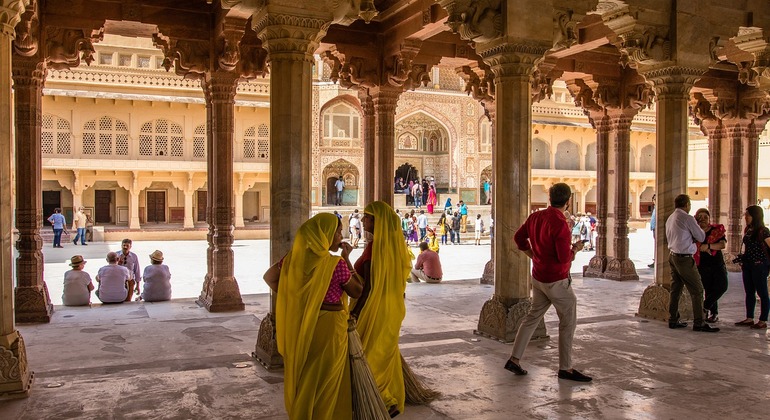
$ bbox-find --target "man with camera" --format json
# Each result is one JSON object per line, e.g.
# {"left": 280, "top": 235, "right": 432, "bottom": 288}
{"left": 665, "top": 194, "right": 719, "bottom": 332}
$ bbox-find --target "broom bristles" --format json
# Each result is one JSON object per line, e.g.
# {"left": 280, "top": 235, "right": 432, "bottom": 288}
{"left": 348, "top": 319, "right": 390, "bottom": 420}
{"left": 401, "top": 353, "right": 440, "bottom": 404}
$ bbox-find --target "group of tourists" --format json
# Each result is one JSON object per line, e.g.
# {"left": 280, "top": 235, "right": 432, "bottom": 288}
{"left": 397, "top": 177, "right": 440, "bottom": 213}
{"left": 568, "top": 212, "right": 596, "bottom": 251}
{"left": 47, "top": 207, "right": 92, "bottom": 248}
{"left": 61, "top": 238, "right": 172, "bottom": 306}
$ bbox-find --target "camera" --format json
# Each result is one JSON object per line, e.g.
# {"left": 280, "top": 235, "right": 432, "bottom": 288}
{"left": 732, "top": 254, "right": 744, "bottom": 264}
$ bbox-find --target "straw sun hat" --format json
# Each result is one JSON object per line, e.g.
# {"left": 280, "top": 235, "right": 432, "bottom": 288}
{"left": 69, "top": 255, "right": 85, "bottom": 267}
{"left": 149, "top": 250, "right": 164, "bottom": 262}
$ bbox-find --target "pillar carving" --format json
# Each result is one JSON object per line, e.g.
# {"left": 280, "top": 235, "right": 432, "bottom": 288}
{"left": 128, "top": 172, "right": 141, "bottom": 230}
{"left": 359, "top": 91, "right": 375, "bottom": 206}
{"left": 370, "top": 86, "right": 401, "bottom": 205}
{"left": 183, "top": 172, "right": 194, "bottom": 229}
{"left": 637, "top": 66, "right": 704, "bottom": 321}
{"left": 1, "top": 0, "right": 33, "bottom": 399}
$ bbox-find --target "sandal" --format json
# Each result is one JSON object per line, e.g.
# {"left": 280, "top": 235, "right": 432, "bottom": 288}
{"left": 750, "top": 321, "right": 767, "bottom": 329}
{"left": 735, "top": 319, "right": 755, "bottom": 326}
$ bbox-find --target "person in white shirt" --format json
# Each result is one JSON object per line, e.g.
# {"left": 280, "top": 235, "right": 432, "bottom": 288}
{"left": 72, "top": 207, "right": 88, "bottom": 245}
{"left": 416, "top": 210, "right": 429, "bottom": 241}
{"left": 141, "top": 250, "right": 172, "bottom": 302}
{"left": 62, "top": 255, "right": 94, "bottom": 306}
{"left": 665, "top": 194, "right": 718, "bottom": 332}
{"left": 474, "top": 214, "right": 485, "bottom": 245}
{"left": 334, "top": 176, "right": 345, "bottom": 206}
{"left": 348, "top": 210, "right": 361, "bottom": 248}
{"left": 96, "top": 252, "right": 130, "bottom": 304}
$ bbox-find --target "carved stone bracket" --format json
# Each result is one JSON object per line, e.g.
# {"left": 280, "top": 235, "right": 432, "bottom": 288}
{"left": 44, "top": 25, "right": 101, "bottom": 70}
{"left": 475, "top": 294, "right": 547, "bottom": 343}
{"left": 153, "top": 33, "right": 210, "bottom": 80}
{"left": 0, "top": 333, "right": 32, "bottom": 399}
{"left": 616, "top": 28, "right": 670, "bottom": 69}
{"left": 553, "top": 9, "right": 578, "bottom": 50}
{"left": 457, "top": 63, "right": 495, "bottom": 116}
{"left": 12, "top": 0, "right": 37, "bottom": 57}
{"left": 253, "top": 312, "right": 283, "bottom": 369}
{"left": 438, "top": 0, "right": 502, "bottom": 44}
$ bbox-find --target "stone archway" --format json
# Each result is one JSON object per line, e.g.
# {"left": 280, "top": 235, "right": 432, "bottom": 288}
{"left": 480, "top": 165, "right": 492, "bottom": 204}
{"left": 322, "top": 159, "right": 360, "bottom": 206}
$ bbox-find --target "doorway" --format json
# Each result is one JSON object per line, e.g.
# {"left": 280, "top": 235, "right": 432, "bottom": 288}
{"left": 95, "top": 190, "right": 113, "bottom": 223}
{"left": 326, "top": 177, "right": 339, "bottom": 206}
{"left": 146, "top": 191, "right": 166, "bottom": 223}
{"left": 197, "top": 190, "right": 207, "bottom": 222}
{"left": 42, "top": 191, "right": 61, "bottom": 226}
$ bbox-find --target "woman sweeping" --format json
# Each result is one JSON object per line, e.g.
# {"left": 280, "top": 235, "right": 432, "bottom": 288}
{"left": 263, "top": 213, "right": 364, "bottom": 420}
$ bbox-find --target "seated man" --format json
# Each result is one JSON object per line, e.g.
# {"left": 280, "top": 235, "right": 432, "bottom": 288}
{"left": 409, "top": 242, "right": 443, "bottom": 284}
{"left": 95, "top": 251, "right": 130, "bottom": 304}
{"left": 62, "top": 255, "right": 94, "bottom": 306}
{"left": 141, "top": 250, "right": 172, "bottom": 302}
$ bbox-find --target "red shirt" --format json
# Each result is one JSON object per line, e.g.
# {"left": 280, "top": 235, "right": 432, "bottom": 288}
{"left": 414, "top": 249, "right": 442, "bottom": 279}
{"left": 514, "top": 206, "right": 573, "bottom": 283}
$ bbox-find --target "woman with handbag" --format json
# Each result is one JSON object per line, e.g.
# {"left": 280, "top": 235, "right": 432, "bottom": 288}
{"left": 734, "top": 205, "right": 770, "bottom": 329}
{"left": 693, "top": 209, "right": 727, "bottom": 323}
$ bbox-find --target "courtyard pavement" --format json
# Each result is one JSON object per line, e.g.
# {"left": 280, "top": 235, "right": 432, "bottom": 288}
{"left": 2, "top": 229, "right": 769, "bottom": 419}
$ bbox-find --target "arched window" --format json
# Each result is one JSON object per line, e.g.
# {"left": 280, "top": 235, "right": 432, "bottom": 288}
{"left": 555, "top": 140, "right": 580, "bottom": 170}
{"left": 193, "top": 125, "right": 206, "bottom": 159}
{"left": 640, "top": 145, "right": 655, "bottom": 172}
{"left": 82, "top": 116, "right": 129, "bottom": 156}
{"left": 395, "top": 113, "right": 448, "bottom": 152}
{"left": 42, "top": 114, "right": 72, "bottom": 155}
{"left": 532, "top": 138, "right": 550, "bottom": 169}
{"left": 480, "top": 119, "right": 492, "bottom": 153}
{"left": 243, "top": 124, "right": 270, "bottom": 161}
{"left": 139, "top": 119, "right": 184, "bottom": 157}
{"left": 585, "top": 142, "right": 597, "bottom": 171}
{"left": 322, "top": 103, "right": 360, "bottom": 140}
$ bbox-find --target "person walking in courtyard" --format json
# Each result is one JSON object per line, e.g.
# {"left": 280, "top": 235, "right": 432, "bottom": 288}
{"left": 451, "top": 211, "right": 461, "bottom": 244}
{"left": 473, "top": 214, "right": 484, "bottom": 245}
{"left": 426, "top": 185, "right": 437, "bottom": 214}
{"left": 505, "top": 183, "right": 592, "bottom": 382}
{"left": 61, "top": 255, "right": 94, "bottom": 306}
{"left": 666, "top": 194, "right": 718, "bottom": 332}
{"left": 421, "top": 178, "right": 429, "bottom": 207}
{"left": 263, "top": 212, "right": 363, "bottom": 420}
{"left": 459, "top": 201, "right": 468, "bottom": 233}
{"left": 47, "top": 208, "right": 67, "bottom": 248}
{"left": 416, "top": 210, "right": 429, "bottom": 241}
{"left": 141, "top": 250, "right": 172, "bottom": 302}
{"left": 437, "top": 213, "right": 449, "bottom": 245}
{"left": 693, "top": 208, "right": 727, "bottom": 323}
{"left": 483, "top": 180, "right": 491, "bottom": 205}
{"left": 734, "top": 205, "right": 770, "bottom": 330}
{"left": 412, "top": 181, "right": 422, "bottom": 209}
{"left": 348, "top": 209, "right": 361, "bottom": 248}
{"left": 72, "top": 207, "right": 88, "bottom": 245}
{"left": 649, "top": 194, "right": 657, "bottom": 268}
{"left": 334, "top": 175, "right": 345, "bottom": 206}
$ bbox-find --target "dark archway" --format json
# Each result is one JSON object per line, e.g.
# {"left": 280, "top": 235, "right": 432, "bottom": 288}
{"left": 395, "top": 163, "right": 419, "bottom": 205}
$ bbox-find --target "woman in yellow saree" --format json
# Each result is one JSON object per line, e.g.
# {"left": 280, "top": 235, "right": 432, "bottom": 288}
{"left": 263, "top": 213, "right": 363, "bottom": 420}
{"left": 351, "top": 201, "right": 414, "bottom": 417}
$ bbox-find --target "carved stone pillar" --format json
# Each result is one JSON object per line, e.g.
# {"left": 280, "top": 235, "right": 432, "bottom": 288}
{"left": 253, "top": 11, "right": 328, "bottom": 369}
{"left": 584, "top": 116, "right": 611, "bottom": 277}
{"left": 12, "top": 56, "right": 52, "bottom": 323}
{"left": 197, "top": 72, "right": 244, "bottom": 313}
{"left": 475, "top": 46, "right": 548, "bottom": 342}
{"left": 71, "top": 170, "right": 83, "bottom": 211}
{"left": 359, "top": 90, "right": 375, "bottom": 206}
{"left": 370, "top": 86, "right": 401, "bottom": 205}
{"left": 234, "top": 173, "right": 245, "bottom": 228}
{"left": 183, "top": 173, "right": 195, "bottom": 229}
{"left": 481, "top": 112, "right": 495, "bottom": 285}
{"left": 0, "top": 0, "right": 33, "bottom": 398}
{"left": 637, "top": 67, "right": 703, "bottom": 321}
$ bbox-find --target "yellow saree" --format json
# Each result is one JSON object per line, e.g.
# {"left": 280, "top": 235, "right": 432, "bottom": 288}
{"left": 353, "top": 201, "right": 414, "bottom": 413}
{"left": 276, "top": 213, "right": 351, "bottom": 420}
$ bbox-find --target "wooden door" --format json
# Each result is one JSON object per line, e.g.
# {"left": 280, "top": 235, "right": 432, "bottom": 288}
{"left": 95, "top": 190, "right": 112, "bottom": 223}
{"left": 42, "top": 191, "right": 61, "bottom": 226}
{"left": 197, "top": 190, "right": 207, "bottom": 222}
{"left": 146, "top": 191, "right": 166, "bottom": 223}
{"left": 326, "top": 177, "right": 336, "bottom": 205}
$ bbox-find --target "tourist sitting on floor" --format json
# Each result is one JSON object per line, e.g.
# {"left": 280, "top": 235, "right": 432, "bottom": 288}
{"left": 62, "top": 255, "right": 94, "bottom": 306}
{"left": 95, "top": 252, "right": 131, "bottom": 304}
{"left": 141, "top": 250, "right": 172, "bottom": 302}
{"left": 409, "top": 242, "right": 443, "bottom": 283}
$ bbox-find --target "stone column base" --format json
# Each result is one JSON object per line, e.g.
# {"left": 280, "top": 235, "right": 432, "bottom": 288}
{"left": 480, "top": 259, "right": 494, "bottom": 285}
{"left": 474, "top": 295, "right": 547, "bottom": 343}
{"left": 0, "top": 332, "right": 33, "bottom": 400}
{"left": 14, "top": 284, "right": 53, "bottom": 324}
{"left": 603, "top": 258, "right": 639, "bottom": 281}
{"left": 196, "top": 277, "right": 245, "bottom": 312}
{"left": 583, "top": 255, "right": 607, "bottom": 278}
{"left": 253, "top": 312, "right": 283, "bottom": 369}
{"left": 636, "top": 283, "right": 693, "bottom": 322}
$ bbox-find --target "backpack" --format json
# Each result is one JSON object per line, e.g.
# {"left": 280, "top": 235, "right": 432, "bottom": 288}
{"left": 580, "top": 223, "right": 588, "bottom": 235}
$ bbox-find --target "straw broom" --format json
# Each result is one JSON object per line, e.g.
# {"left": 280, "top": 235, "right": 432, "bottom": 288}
{"left": 401, "top": 353, "right": 440, "bottom": 404}
{"left": 348, "top": 318, "right": 390, "bottom": 420}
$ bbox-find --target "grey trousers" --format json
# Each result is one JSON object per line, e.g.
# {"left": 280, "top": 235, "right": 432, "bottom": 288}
{"left": 668, "top": 254, "right": 705, "bottom": 326}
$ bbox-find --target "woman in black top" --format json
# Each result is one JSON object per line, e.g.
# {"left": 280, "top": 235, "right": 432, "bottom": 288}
{"left": 694, "top": 209, "right": 727, "bottom": 323}
{"left": 734, "top": 205, "right": 770, "bottom": 329}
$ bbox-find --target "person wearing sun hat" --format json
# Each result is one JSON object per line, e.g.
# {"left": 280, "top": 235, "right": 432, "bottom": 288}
{"left": 140, "top": 250, "right": 172, "bottom": 302}
{"left": 62, "top": 255, "right": 94, "bottom": 306}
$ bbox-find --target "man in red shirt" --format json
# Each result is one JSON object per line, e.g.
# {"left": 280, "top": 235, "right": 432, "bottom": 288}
{"left": 504, "top": 183, "right": 592, "bottom": 382}
{"left": 409, "top": 242, "right": 443, "bottom": 283}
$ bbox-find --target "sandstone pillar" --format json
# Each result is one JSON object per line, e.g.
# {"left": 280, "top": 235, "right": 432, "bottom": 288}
{"left": 370, "top": 86, "right": 401, "bottom": 205}
{"left": 71, "top": 170, "right": 83, "bottom": 211}
{"left": 475, "top": 47, "right": 547, "bottom": 342}
{"left": 638, "top": 68, "right": 703, "bottom": 321}
{"left": 359, "top": 91, "right": 375, "bottom": 206}
{"left": 183, "top": 173, "right": 195, "bottom": 229}
{"left": 480, "top": 113, "right": 495, "bottom": 285}
{"left": 253, "top": 12, "right": 327, "bottom": 368}
{"left": 584, "top": 116, "right": 611, "bottom": 277}
{"left": 234, "top": 174, "right": 245, "bottom": 228}
{"left": 128, "top": 172, "right": 141, "bottom": 230}
{"left": 197, "top": 72, "right": 244, "bottom": 312}
{"left": 12, "top": 56, "right": 52, "bottom": 322}
{"left": 0, "top": 0, "right": 33, "bottom": 398}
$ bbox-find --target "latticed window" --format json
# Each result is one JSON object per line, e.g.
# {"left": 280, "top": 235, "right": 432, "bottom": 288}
{"left": 82, "top": 116, "right": 129, "bottom": 156}
{"left": 257, "top": 124, "right": 269, "bottom": 160}
{"left": 139, "top": 119, "right": 184, "bottom": 158}
{"left": 243, "top": 125, "right": 269, "bottom": 161}
{"left": 193, "top": 125, "right": 206, "bottom": 158}
{"left": 42, "top": 114, "right": 72, "bottom": 155}
{"left": 243, "top": 127, "right": 256, "bottom": 159}
{"left": 480, "top": 119, "right": 492, "bottom": 153}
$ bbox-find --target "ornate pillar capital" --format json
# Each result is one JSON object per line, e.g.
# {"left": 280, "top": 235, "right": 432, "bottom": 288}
{"left": 480, "top": 42, "right": 549, "bottom": 80}
{"left": 0, "top": 0, "right": 28, "bottom": 37}
{"left": 252, "top": 11, "right": 330, "bottom": 61}
{"left": 641, "top": 66, "right": 705, "bottom": 100}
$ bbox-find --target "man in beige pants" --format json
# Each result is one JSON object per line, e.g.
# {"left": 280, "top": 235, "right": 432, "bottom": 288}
{"left": 504, "top": 183, "right": 592, "bottom": 382}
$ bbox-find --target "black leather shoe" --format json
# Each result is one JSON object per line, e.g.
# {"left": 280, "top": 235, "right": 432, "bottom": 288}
{"left": 693, "top": 324, "right": 719, "bottom": 332}
{"left": 668, "top": 321, "right": 688, "bottom": 329}
{"left": 504, "top": 360, "right": 527, "bottom": 375}
{"left": 558, "top": 369, "right": 593, "bottom": 382}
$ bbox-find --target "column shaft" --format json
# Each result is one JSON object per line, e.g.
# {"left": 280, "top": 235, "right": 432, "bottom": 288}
{"left": 12, "top": 58, "right": 52, "bottom": 322}
{"left": 183, "top": 190, "right": 194, "bottom": 229}
{"left": 234, "top": 189, "right": 245, "bottom": 228}
{"left": 128, "top": 191, "right": 141, "bottom": 230}
{"left": 370, "top": 87, "right": 400, "bottom": 205}
{"left": 481, "top": 114, "right": 495, "bottom": 285}
{"left": 584, "top": 117, "right": 611, "bottom": 277}
{"left": 359, "top": 92, "right": 375, "bottom": 206}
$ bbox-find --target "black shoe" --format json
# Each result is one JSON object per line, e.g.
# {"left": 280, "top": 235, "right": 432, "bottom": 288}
{"left": 647, "top": 263, "right": 655, "bottom": 268}
{"left": 693, "top": 324, "right": 719, "bottom": 332}
{"left": 669, "top": 321, "right": 688, "bottom": 329}
{"left": 504, "top": 360, "right": 528, "bottom": 375}
{"left": 558, "top": 369, "right": 592, "bottom": 382}
{"left": 81, "top": 243, "right": 88, "bottom": 246}
{"left": 73, "top": 239, "right": 77, "bottom": 245}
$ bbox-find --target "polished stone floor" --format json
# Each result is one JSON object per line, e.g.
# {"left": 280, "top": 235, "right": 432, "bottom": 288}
{"left": 2, "top": 230, "right": 769, "bottom": 419}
